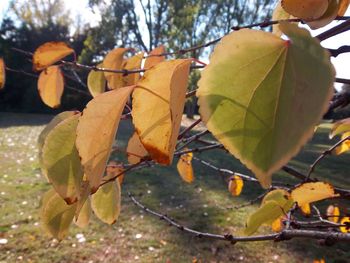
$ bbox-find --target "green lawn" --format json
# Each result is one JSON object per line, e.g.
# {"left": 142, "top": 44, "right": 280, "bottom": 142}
{"left": 0, "top": 113, "right": 349, "bottom": 263}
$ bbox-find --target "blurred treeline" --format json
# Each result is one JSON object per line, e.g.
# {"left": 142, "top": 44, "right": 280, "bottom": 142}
{"left": 0, "top": 0, "right": 274, "bottom": 114}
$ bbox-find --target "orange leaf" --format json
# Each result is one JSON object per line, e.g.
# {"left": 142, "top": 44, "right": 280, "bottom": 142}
{"left": 281, "top": 0, "right": 329, "bottom": 20}
{"left": 176, "top": 151, "right": 194, "bottom": 183}
{"left": 144, "top": 45, "right": 166, "bottom": 69}
{"left": 332, "top": 131, "right": 350, "bottom": 155}
{"left": 126, "top": 132, "right": 149, "bottom": 164}
{"left": 132, "top": 59, "right": 192, "bottom": 165}
{"left": 300, "top": 203, "right": 311, "bottom": 216}
{"left": 340, "top": 217, "right": 350, "bottom": 233}
{"left": 33, "top": 42, "right": 74, "bottom": 71}
{"left": 0, "top": 57, "right": 5, "bottom": 90}
{"left": 37, "top": 66, "right": 64, "bottom": 108}
{"left": 271, "top": 216, "right": 284, "bottom": 232}
{"left": 327, "top": 205, "right": 340, "bottom": 223}
{"left": 123, "top": 52, "right": 144, "bottom": 86}
{"left": 338, "top": 0, "right": 350, "bottom": 15}
{"left": 228, "top": 175, "right": 244, "bottom": 196}
{"left": 103, "top": 48, "right": 130, "bottom": 89}
{"left": 76, "top": 86, "right": 134, "bottom": 193}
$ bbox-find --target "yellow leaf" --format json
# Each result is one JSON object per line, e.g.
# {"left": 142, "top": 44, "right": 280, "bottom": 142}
{"left": 74, "top": 197, "right": 91, "bottom": 228}
{"left": 132, "top": 59, "right": 192, "bottom": 165}
{"left": 103, "top": 47, "right": 130, "bottom": 89}
{"left": 291, "top": 182, "right": 339, "bottom": 206}
{"left": 307, "top": 0, "right": 340, "bottom": 29}
{"left": 327, "top": 205, "right": 340, "bottom": 223}
{"left": 176, "top": 151, "right": 194, "bottom": 183}
{"left": 330, "top": 118, "right": 350, "bottom": 138}
{"left": 76, "top": 86, "right": 134, "bottom": 193}
{"left": 126, "top": 132, "right": 149, "bottom": 164}
{"left": 228, "top": 175, "right": 243, "bottom": 196}
{"left": 300, "top": 203, "right": 311, "bottom": 216}
{"left": 272, "top": 2, "right": 294, "bottom": 36}
{"left": 281, "top": 0, "right": 329, "bottom": 20}
{"left": 338, "top": 0, "right": 350, "bottom": 15}
{"left": 271, "top": 216, "right": 284, "bottom": 232}
{"left": 87, "top": 63, "right": 106, "bottom": 97}
{"left": 40, "top": 189, "right": 76, "bottom": 240}
{"left": 144, "top": 45, "right": 166, "bottom": 69}
{"left": 340, "top": 217, "right": 350, "bottom": 233}
{"left": 313, "top": 259, "right": 326, "bottom": 263}
{"left": 105, "top": 161, "right": 125, "bottom": 185}
{"left": 333, "top": 131, "right": 350, "bottom": 155}
{"left": 37, "top": 66, "right": 64, "bottom": 108}
{"left": 91, "top": 180, "right": 121, "bottom": 225}
{"left": 33, "top": 42, "right": 74, "bottom": 71}
{"left": 123, "top": 52, "right": 144, "bottom": 86}
{"left": 0, "top": 57, "right": 5, "bottom": 90}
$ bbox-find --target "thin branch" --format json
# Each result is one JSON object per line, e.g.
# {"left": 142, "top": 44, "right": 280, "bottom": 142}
{"left": 175, "top": 143, "right": 224, "bottom": 156}
{"left": 128, "top": 192, "right": 350, "bottom": 242}
{"left": 317, "top": 18, "right": 350, "bottom": 41}
{"left": 177, "top": 118, "right": 202, "bottom": 140}
{"left": 307, "top": 135, "right": 350, "bottom": 179}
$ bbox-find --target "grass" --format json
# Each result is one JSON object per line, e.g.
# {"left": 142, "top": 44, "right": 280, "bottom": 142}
{"left": 0, "top": 112, "right": 349, "bottom": 263}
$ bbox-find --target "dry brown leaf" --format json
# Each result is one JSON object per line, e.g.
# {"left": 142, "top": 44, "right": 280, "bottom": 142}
{"left": 33, "top": 42, "right": 74, "bottom": 71}
{"left": 37, "top": 66, "right": 64, "bottom": 108}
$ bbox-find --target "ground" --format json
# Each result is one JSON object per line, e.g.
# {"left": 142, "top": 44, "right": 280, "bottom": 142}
{"left": 0, "top": 112, "right": 349, "bottom": 263}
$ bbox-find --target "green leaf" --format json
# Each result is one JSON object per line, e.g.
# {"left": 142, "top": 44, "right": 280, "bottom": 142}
{"left": 74, "top": 197, "right": 91, "bottom": 228}
{"left": 42, "top": 114, "right": 84, "bottom": 204}
{"left": 91, "top": 181, "right": 121, "bottom": 225}
{"left": 197, "top": 23, "right": 335, "bottom": 188}
{"left": 40, "top": 189, "right": 77, "bottom": 240}
{"left": 87, "top": 63, "right": 106, "bottom": 97}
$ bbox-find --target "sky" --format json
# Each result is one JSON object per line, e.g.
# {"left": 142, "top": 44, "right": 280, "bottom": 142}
{"left": 0, "top": 0, "right": 349, "bottom": 87}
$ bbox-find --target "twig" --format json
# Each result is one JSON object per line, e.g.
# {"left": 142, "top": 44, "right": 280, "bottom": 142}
{"left": 128, "top": 192, "right": 350, "bottom": 242}
{"left": 307, "top": 136, "right": 350, "bottom": 179}
{"left": 178, "top": 118, "right": 202, "bottom": 140}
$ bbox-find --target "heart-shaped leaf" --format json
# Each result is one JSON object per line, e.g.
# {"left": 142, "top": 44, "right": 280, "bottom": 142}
{"left": 197, "top": 23, "right": 335, "bottom": 188}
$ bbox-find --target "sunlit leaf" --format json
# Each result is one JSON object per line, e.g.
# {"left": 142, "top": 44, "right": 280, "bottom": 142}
{"left": 42, "top": 114, "right": 83, "bottom": 204}
{"left": 300, "top": 203, "right": 311, "bottom": 216}
{"left": 91, "top": 181, "right": 121, "bottom": 225}
{"left": 105, "top": 161, "right": 125, "bottom": 185}
{"left": 103, "top": 47, "right": 129, "bottom": 89}
{"left": 228, "top": 175, "right": 243, "bottom": 196}
{"left": 333, "top": 131, "right": 350, "bottom": 155}
{"left": 313, "top": 259, "right": 325, "bottom": 263}
{"left": 74, "top": 197, "right": 91, "bottom": 228}
{"left": 338, "top": 0, "right": 350, "bottom": 15}
{"left": 271, "top": 216, "right": 284, "bottom": 232}
{"left": 40, "top": 189, "right": 76, "bottom": 240}
{"left": 132, "top": 59, "right": 192, "bottom": 165}
{"left": 144, "top": 45, "right": 166, "bottom": 69}
{"left": 330, "top": 118, "right": 350, "bottom": 138}
{"left": 38, "top": 66, "right": 64, "bottom": 108}
{"left": 245, "top": 201, "right": 285, "bottom": 235}
{"left": 33, "top": 42, "right": 74, "bottom": 71}
{"left": 281, "top": 0, "right": 329, "bottom": 20}
{"left": 0, "top": 57, "right": 5, "bottom": 90}
{"left": 327, "top": 204, "right": 340, "bottom": 223}
{"left": 126, "top": 132, "right": 149, "bottom": 164}
{"left": 87, "top": 63, "right": 106, "bottom": 97}
{"left": 291, "top": 182, "right": 339, "bottom": 206}
{"left": 123, "top": 52, "right": 144, "bottom": 86}
{"left": 307, "top": 0, "right": 340, "bottom": 29}
{"left": 340, "top": 217, "right": 350, "bottom": 233}
{"left": 245, "top": 189, "right": 294, "bottom": 235}
{"left": 272, "top": 2, "right": 294, "bottom": 36}
{"left": 197, "top": 23, "right": 334, "bottom": 188}
{"left": 76, "top": 86, "right": 134, "bottom": 193}
{"left": 176, "top": 151, "right": 194, "bottom": 183}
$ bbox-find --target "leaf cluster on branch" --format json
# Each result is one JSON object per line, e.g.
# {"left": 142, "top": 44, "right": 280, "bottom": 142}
{"left": 1, "top": 0, "right": 350, "bottom": 244}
